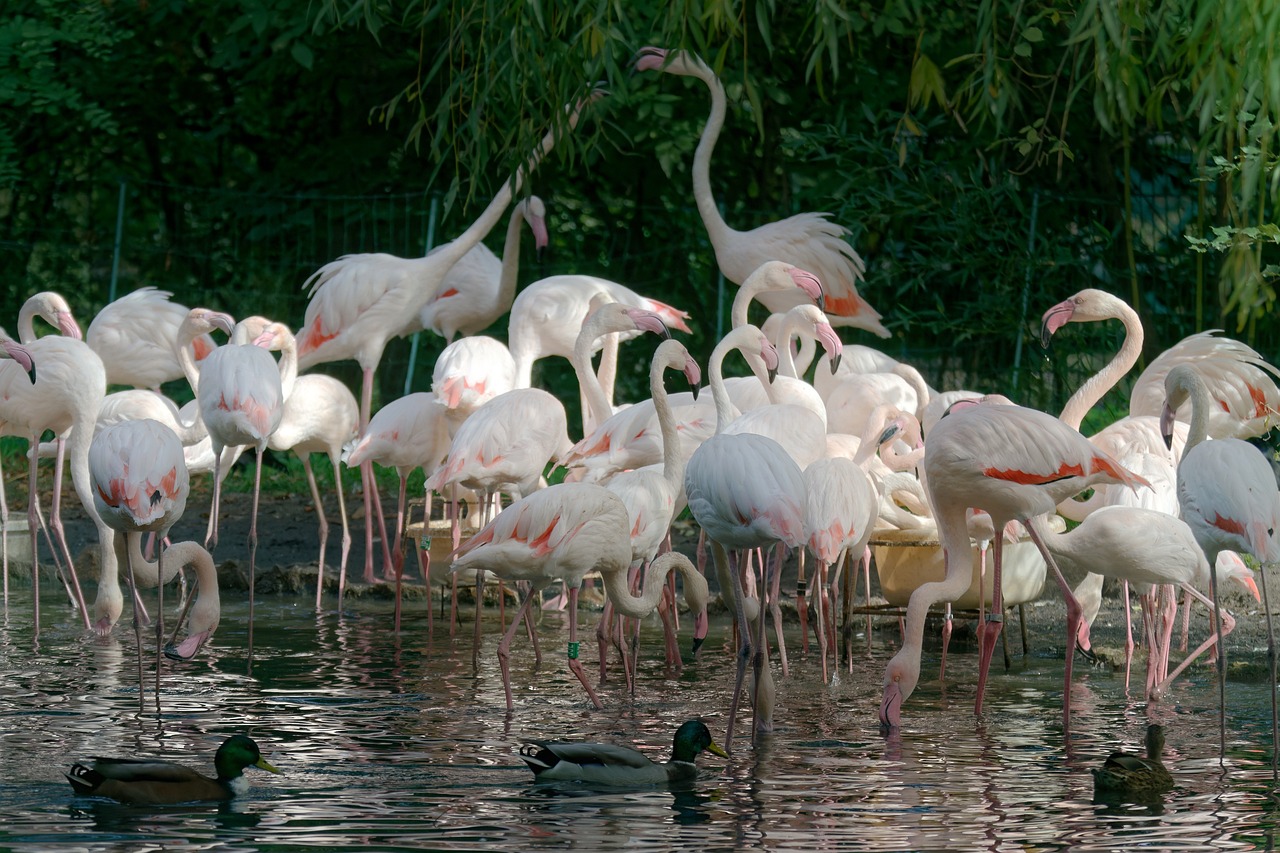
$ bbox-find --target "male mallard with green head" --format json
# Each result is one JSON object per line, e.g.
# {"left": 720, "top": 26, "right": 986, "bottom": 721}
{"left": 519, "top": 719, "right": 729, "bottom": 785}
{"left": 66, "top": 734, "right": 280, "bottom": 804}
{"left": 1092, "top": 724, "right": 1174, "bottom": 795}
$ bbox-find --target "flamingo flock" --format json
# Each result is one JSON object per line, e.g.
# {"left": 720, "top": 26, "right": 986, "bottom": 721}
{"left": 4, "top": 47, "right": 1280, "bottom": 777}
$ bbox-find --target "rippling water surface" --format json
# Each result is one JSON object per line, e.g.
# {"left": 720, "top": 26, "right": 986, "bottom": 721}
{"left": 2, "top": 585, "right": 1278, "bottom": 851}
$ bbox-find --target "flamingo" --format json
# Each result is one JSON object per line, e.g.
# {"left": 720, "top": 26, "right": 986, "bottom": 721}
{"left": 879, "top": 400, "right": 1150, "bottom": 732}
{"left": 424, "top": 386, "right": 572, "bottom": 654}
{"left": 633, "top": 46, "right": 888, "bottom": 336}
{"left": 0, "top": 335, "right": 35, "bottom": 608}
{"left": 557, "top": 261, "right": 822, "bottom": 481}
{"left": 507, "top": 274, "right": 693, "bottom": 393}
{"left": 1038, "top": 505, "right": 1254, "bottom": 701}
{"left": 1134, "top": 330, "right": 1280, "bottom": 439}
{"left": 450, "top": 482, "right": 635, "bottom": 711}
{"left": 251, "top": 321, "right": 360, "bottom": 610}
{"left": 343, "top": 390, "right": 456, "bottom": 627}
{"left": 297, "top": 94, "right": 597, "bottom": 585}
{"left": 419, "top": 196, "right": 549, "bottom": 343}
{"left": 1, "top": 300, "right": 106, "bottom": 634}
{"left": 598, "top": 339, "right": 702, "bottom": 678}
{"left": 88, "top": 418, "right": 190, "bottom": 712}
{"left": 1163, "top": 363, "right": 1280, "bottom": 767}
{"left": 86, "top": 287, "right": 215, "bottom": 390}
{"left": 197, "top": 318, "right": 286, "bottom": 672}
{"left": 683, "top": 324, "right": 802, "bottom": 753}
{"left": 430, "top": 335, "right": 517, "bottom": 426}
{"left": 569, "top": 299, "right": 672, "bottom": 435}
{"left": 802, "top": 455, "right": 878, "bottom": 682}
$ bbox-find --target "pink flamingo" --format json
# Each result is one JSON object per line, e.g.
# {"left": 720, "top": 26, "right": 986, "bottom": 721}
{"left": 431, "top": 335, "right": 517, "bottom": 426}
{"left": 1, "top": 298, "right": 106, "bottom": 633}
{"left": 1163, "top": 363, "right": 1280, "bottom": 767}
{"left": 507, "top": 274, "right": 692, "bottom": 395}
{"left": 419, "top": 196, "right": 549, "bottom": 343}
{"left": 88, "top": 417, "right": 190, "bottom": 712}
{"left": 598, "top": 338, "right": 703, "bottom": 680}
{"left": 0, "top": 335, "right": 35, "bottom": 608}
{"left": 879, "top": 400, "right": 1149, "bottom": 733}
{"left": 569, "top": 299, "right": 673, "bottom": 434}
{"left": 252, "top": 321, "right": 360, "bottom": 610}
{"left": 559, "top": 262, "right": 822, "bottom": 481}
{"left": 298, "top": 98, "right": 595, "bottom": 585}
{"left": 1135, "top": 330, "right": 1280, "bottom": 439}
{"left": 87, "top": 287, "right": 216, "bottom": 391}
{"left": 197, "top": 319, "right": 285, "bottom": 672}
{"left": 634, "top": 46, "right": 888, "bottom": 336}
{"left": 450, "top": 482, "right": 634, "bottom": 711}
{"left": 683, "top": 324, "right": 801, "bottom": 754}
{"left": 802, "top": 455, "right": 878, "bottom": 682}
{"left": 344, "top": 391, "right": 453, "bottom": 625}
{"left": 117, "top": 535, "right": 221, "bottom": 663}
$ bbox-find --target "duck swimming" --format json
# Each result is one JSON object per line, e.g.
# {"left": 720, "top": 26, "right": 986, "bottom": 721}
{"left": 519, "top": 719, "right": 729, "bottom": 785}
{"left": 66, "top": 734, "right": 279, "bottom": 804}
{"left": 1092, "top": 724, "right": 1174, "bottom": 795}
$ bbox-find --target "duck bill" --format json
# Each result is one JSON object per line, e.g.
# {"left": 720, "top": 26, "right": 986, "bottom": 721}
{"left": 256, "top": 756, "right": 281, "bottom": 774}
{"left": 707, "top": 741, "right": 730, "bottom": 759}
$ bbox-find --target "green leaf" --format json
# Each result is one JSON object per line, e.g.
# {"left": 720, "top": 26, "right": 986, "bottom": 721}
{"left": 290, "top": 41, "right": 314, "bottom": 70}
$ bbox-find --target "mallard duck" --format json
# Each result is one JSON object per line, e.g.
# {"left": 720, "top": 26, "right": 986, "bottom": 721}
{"left": 1092, "top": 724, "right": 1174, "bottom": 795}
{"left": 519, "top": 720, "right": 729, "bottom": 785}
{"left": 65, "top": 735, "right": 279, "bottom": 804}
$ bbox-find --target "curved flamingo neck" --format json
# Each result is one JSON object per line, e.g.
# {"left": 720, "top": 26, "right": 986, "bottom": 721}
{"left": 708, "top": 334, "right": 745, "bottom": 434}
{"left": 1059, "top": 300, "right": 1144, "bottom": 430}
{"left": 1172, "top": 368, "right": 1212, "bottom": 452}
{"left": 493, "top": 202, "right": 531, "bottom": 320}
{"left": 651, "top": 353, "right": 684, "bottom": 494}
{"left": 688, "top": 58, "right": 735, "bottom": 252}
{"left": 275, "top": 331, "right": 298, "bottom": 402}
{"left": 599, "top": 554, "right": 692, "bottom": 618}
{"left": 571, "top": 311, "right": 625, "bottom": 432}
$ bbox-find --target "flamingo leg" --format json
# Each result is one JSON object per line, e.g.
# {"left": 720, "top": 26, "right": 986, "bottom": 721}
{"left": 246, "top": 446, "right": 264, "bottom": 675}
{"left": 299, "top": 454, "right": 329, "bottom": 608}
{"left": 1155, "top": 583, "right": 1235, "bottom": 697}
{"left": 118, "top": 532, "right": 145, "bottom": 713}
{"left": 48, "top": 440, "right": 89, "bottom": 623}
{"left": 714, "top": 542, "right": 753, "bottom": 757}
{"left": 816, "top": 559, "right": 830, "bottom": 683}
{"left": 565, "top": 584, "right": 603, "bottom": 710}
{"left": 496, "top": 581, "right": 545, "bottom": 713}
{"left": 26, "top": 437, "right": 41, "bottom": 634}
{"left": 768, "top": 545, "right": 789, "bottom": 678}
{"left": 1022, "top": 520, "right": 1081, "bottom": 734}
{"left": 796, "top": 547, "right": 809, "bottom": 653}
{"left": 1121, "top": 580, "right": 1135, "bottom": 693}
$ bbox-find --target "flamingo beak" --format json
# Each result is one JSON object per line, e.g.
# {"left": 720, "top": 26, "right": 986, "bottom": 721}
{"left": 1040, "top": 301, "right": 1075, "bottom": 349}
{"left": 879, "top": 682, "right": 903, "bottom": 732}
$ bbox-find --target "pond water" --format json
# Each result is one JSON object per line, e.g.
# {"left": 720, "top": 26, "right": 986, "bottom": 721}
{"left": 1, "top": 584, "right": 1279, "bottom": 852}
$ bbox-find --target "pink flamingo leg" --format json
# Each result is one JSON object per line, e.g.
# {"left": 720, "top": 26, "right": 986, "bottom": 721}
{"left": 300, "top": 455, "right": 329, "bottom": 608}
{"left": 565, "top": 584, "right": 603, "bottom": 710}
{"left": 796, "top": 548, "right": 809, "bottom": 653}
{"left": 246, "top": 446, "right": 264, "bottom": 675}
{"left": 496, "top": 582, "right": 543, "bottom": 712}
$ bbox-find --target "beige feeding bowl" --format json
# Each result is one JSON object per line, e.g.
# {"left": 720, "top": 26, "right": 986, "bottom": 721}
{"left": 2, "top": 519, "right": 33, "bottom": 572}
{"left": 871, "top": 525, "right": 1047, "bottom": 611}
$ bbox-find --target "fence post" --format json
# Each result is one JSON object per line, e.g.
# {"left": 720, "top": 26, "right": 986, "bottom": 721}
{"left": 108, "top": 179, "right": 127, "bottom": 303}
{"left": 1011, "top": 191, "right": 1040, "bottom": 395}
{"left": 403, "top": 193, "right": 441, "bottom": 395}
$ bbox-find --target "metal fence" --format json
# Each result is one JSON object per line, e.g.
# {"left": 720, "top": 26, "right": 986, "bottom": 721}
{"left": 0, "top": 174, "right": 1249, "bottom": 434}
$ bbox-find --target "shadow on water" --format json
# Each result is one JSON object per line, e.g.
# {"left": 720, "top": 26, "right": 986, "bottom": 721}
{"left": 2, "top": 584, "right": 1280, "bottom": 850}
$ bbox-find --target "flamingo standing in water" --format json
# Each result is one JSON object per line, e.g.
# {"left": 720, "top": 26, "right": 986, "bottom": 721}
{"left": 297, "top": 94, "right": 598, "bottom": 584}
{"left": 0, "top": 335, "right": 36, "bottom": 609}
{"left": 1, "top": 296, "right": 106, "bottom": 634}
{"left": 1163, "top": 363, "right": 1280, "bottom": 768}
{"left": 683, "top": 324, "right": 801, "bottom": 754}
{"left": 197, "top": 319, "right": 285, "bottom": 673}
{"left": 633, "top": 46, "right": 887, "bottom": 336}
{"left": 879, "top": 400, "right": 1149, "bottom": 733}
{"left": 88, "top": 418, "right": 190, "bottom": 712}
{"left": 450, "top": 482, "right": 634, "bottom": 711}
{"left": 251, "top": 321, "right": 359, "bottom": 611}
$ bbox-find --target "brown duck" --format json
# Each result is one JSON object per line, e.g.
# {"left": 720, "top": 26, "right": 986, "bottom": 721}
{"left": 1092, "top": 724, "right": 1174, "bottom": 795}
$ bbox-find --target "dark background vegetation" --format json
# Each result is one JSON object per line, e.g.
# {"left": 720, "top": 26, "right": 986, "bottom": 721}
{"left": 4, "top": 0, "right": 1279, "bottom": 443}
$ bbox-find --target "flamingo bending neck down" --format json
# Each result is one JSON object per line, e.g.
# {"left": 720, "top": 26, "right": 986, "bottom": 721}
{"left": 880, "top": 400, "right": 1149, "bottom": 733}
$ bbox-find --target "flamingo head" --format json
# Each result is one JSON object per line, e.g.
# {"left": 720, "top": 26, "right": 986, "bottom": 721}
{"left": 165, "top": 628, "right": 214, "bottom": 661}
{"left": 521, "top": 196, "right": 550, "bottom": 253}
{"left": 0, "top": 338, "right": 36, "bottom": 383}
{"left": 787, "top": 266, "right": 826, "bottom": 309}
{"left": 632, "top": 45, "right": 670, "bottom": 73}
{"left": 1217, "top": 552, "right": 1261, "bottom": 601}
{"left": 880, "top": 648, "right": 920, "bottom": 731}
{"left": 814, "top": 318, "right": 843, "bottom": 374}
{"left": 623, "top": 307, "right": 670, "bottom": 339}
{"left": 758, "top": 334, "right": 780, "bottom": 383}
{"left": 1040, "top": 295, "right": 1080, "bottom": 348}
{"left": 681, "top": 350, "right": 702, "bottom": 392}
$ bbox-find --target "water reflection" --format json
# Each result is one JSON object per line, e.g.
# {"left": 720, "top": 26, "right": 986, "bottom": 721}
{"left": 3, "top": 587, "right": 1280, "bottom": 850}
